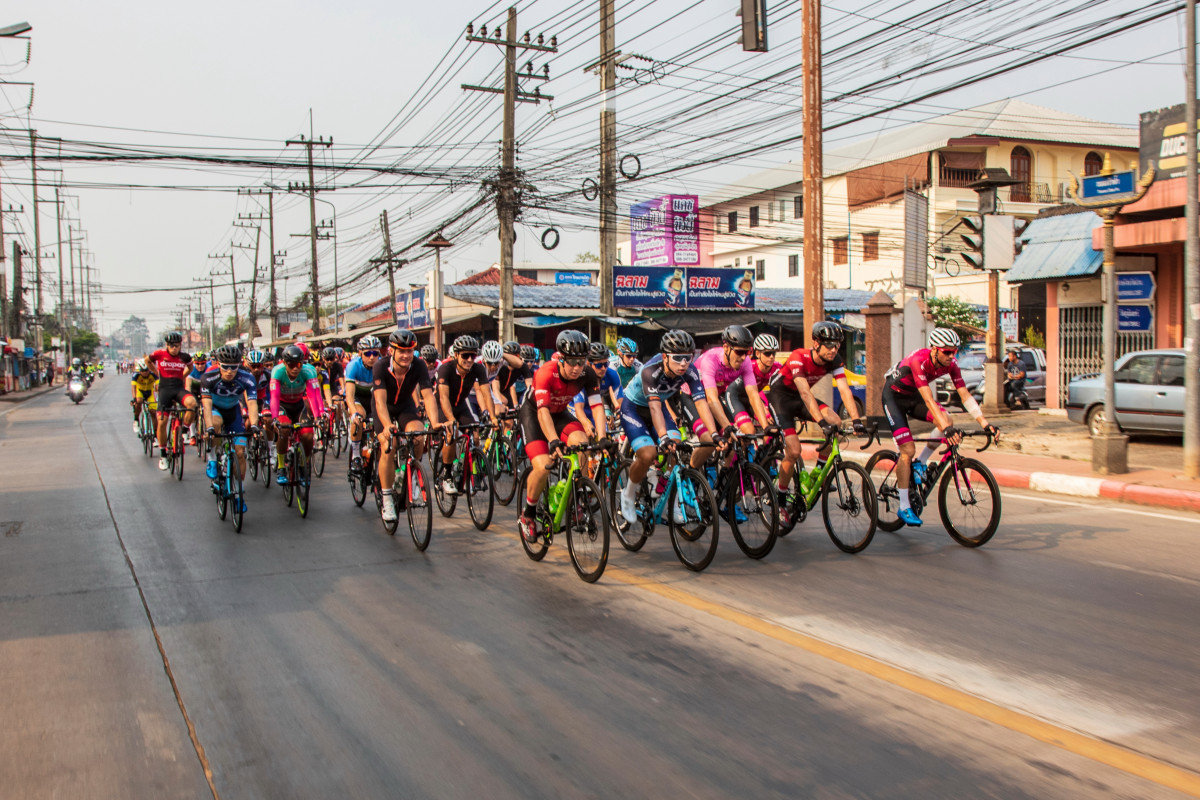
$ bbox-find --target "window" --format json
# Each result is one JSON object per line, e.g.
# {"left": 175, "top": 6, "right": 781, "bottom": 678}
{"left": 517, "top": 270, "right": 539, "bottom": 282}
{"left": 749, "top": 206, "right": 760, "bottom": 227}
{"left": 767, "top": 202, "right": 775, "bottom": 223}
{"left": 728, "top": 211, "right": 738, "bottom": 232}
{"left": 832, "top": 237, "right": 848, "bottom": 266}
{"left": 734, "top": 257, "right": 741, "bottom": 267}
{"left": 862, "top": 231, "right": 879, "bottom": 261}
{"left": 788, "top": 254, "right": 799, "bottom": 277}
{"left": 1010, "top": 146, "right": 1032, "bottom": 202}
{"left": 794, "top": 196, "right": 803, "bottom": 219}
{"left": 1115, "top": 356, "right": 1158, "bottom": 385}
{"left": 1160, "top": 356, "right": 1185, "bottom": 386}
{"left": 1084, "top": 152, "right": 1103, "bottom": 177}
{"left": 756, "top": 259, "right": 766, "bottom": 280}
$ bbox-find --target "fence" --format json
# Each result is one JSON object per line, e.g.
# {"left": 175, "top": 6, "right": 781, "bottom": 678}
{"left": 1058, "top": 304, "right": 1155, "bottom": 406}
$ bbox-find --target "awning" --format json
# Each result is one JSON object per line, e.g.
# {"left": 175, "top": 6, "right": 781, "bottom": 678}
{"left": 515, "top": 315, "right": 583, "bottom": 329}
{"left": 409, "top": 311, "right": 491, "bottom": 333}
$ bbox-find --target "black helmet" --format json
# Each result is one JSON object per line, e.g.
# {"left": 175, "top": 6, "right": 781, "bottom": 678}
{"left": 282, "top": 344, "right": 305, "bottom": 365}
{"left": 321, "top": 346, "right": 338, "bottom": 360}
{"left": 722, "top": 324, "right": 754, "bottom": 348}
{"left": 420, "top": 344, "right": 439, "bottom": 362}
{"left": 390, "top": 329, "right": 417, "bottom": 349}
{"left": 660, "top": 329, "right": 695, "bottom": 355}
{"left": 520, "top": 345, "right": 537, "bottom": 361}
{"left": 214, "top": 345, "right": 242, "bottom": 366}
{"left": 587, "top": 341, "right": 609, "bottom": 361}
{"left": 812, "top": 321, "right": 844, "bottom": 344}
{"left": 164, "top": 331, "right": 182, "bottom": 345}
{"left": 502, "top": 340, "right": 521, "bottom": 356}
{"left": 453, "top": 334, "right": 480, "bottom": 354}
{"left": 556, "top": 330, "right": 590, "bottom": 357}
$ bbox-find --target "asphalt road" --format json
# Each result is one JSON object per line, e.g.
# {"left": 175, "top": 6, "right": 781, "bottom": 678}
{"left": 2, "top": 377, "right": 1199, "bottom": 799}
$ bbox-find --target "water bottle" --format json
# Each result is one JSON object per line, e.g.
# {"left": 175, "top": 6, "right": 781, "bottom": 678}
{"left": 548, "top": 478, "right": 567, "bottom": 510}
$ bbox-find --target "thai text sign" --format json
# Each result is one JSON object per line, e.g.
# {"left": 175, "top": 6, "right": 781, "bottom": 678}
{"left": 1080, "top": 171, "right": 1135, "bottom": 200}
{"left": 1116, "top": 271, "right": 1155, "bottom": 302}
{"left": 613, "top": 266, "right": 754, "bottom": 309}
{"left": 395, "top": 288, "right": 428, "bottom": 328}
{"left": 630, "top": 195, "right": 700, "bottom": 267}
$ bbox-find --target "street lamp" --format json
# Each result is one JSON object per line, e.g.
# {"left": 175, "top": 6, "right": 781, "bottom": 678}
{"left": 0, "top": 21, "right": 31, "bottom": 37}
{"left": 424, "top": 232, "right": 453, "bottom": 353}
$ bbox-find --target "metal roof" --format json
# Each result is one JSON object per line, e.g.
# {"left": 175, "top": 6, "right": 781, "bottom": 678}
{"left": 1005, "top": 211, "right": 1103, "bottom": 283}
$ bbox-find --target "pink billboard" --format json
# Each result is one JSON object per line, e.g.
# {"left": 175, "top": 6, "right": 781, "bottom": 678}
{"left": 630, "top": 195, "right": 699, "bottom": 267}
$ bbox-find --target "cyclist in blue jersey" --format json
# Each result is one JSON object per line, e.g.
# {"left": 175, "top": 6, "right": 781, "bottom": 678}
{"left": 612, "top": 337, "right": 642, "bottom": 388}
{"left": 572, "top": 341, "right": 623, "bottom": 438}
{"left": 201, "top": 345, "right": 260, "bottom": 512}
{"left": 343, "top": 336, "right": 382, "bottom": 472}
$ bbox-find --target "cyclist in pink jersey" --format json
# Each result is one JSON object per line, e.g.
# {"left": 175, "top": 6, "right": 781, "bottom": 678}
{"left": 882, "top": 328, "right": 999, "bottom": 527}
{"left": 692, "top": 326, "right": 766, "bottom": 436}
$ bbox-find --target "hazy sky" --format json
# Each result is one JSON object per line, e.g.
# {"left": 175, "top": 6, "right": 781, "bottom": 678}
{"left": 0, "top": 0, "right": 1187, "bottom": 336}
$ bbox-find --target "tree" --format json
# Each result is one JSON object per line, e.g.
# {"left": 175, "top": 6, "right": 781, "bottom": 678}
{"left": 574, "top": 250, "right": 598, "bottom": 263}
{"left": 71, "top": 330, "right": 101, "bottom": 357}
{"left": 925, "top": 296, "right": 982, "bottom": 332}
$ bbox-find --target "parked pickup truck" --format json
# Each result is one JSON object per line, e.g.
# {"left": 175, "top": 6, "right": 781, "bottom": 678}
{"left": 934, "top": 344, "right": 1046, "bottom": 409}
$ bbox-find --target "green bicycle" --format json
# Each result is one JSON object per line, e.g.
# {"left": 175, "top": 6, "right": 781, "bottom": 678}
{"left": 516, "top": 442, "right": 611, "bottom": 583}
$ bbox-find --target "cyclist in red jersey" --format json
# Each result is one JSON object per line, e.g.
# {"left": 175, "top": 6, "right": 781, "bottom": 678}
{"left": 882, "top": 328, "right": 998, "bottom": 527}
{"left": 146, "top": 331, "right": 199, "bottom": 470}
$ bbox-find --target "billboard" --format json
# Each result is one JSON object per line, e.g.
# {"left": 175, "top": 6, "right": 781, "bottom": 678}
{"left": 613, "top": 266, "right": 753, "bottom": 309}
{"left": 630, "top": 195, "right": 700, "bottom": 267}
{"left": 1140, "top": 104, "right": 1197, "bottom": 180}
{"left": 394, "top": 288, "right": 428, "bottom": 329}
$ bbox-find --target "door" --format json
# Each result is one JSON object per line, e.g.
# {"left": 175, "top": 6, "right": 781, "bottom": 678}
{"left": 1152, "top": 355, "right": 1185, "bottom": 433}
{"left": 1112, "top": 354, "right": 1160, "bottom": 431}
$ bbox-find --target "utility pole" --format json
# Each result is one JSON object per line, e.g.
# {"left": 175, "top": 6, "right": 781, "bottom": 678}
{"left": 11, "top": 241, "right": 22, "bottom": 337}
{"left": 1185, "top": 0, "right": 1199, "bottom": 477}
{"left": 597, "top": 0, "right": 617, "bottom": 331}
{"left": 381, "top": 209, "right": 400, "bottom": 328}
{"left": 30, "top": 130, "right": 42, "bottom": 321}
{"left": 463, "top": 11, "right": 557, "bottom": 342}
{"left": 233, "top": 221, "right": 263, "bottom": 343}
{"left": 55, "top": 183, "right": 65, "bottom": 360}
{"left": 801, "top": 0, "right": 823, "bottom": 347}
{"left": 208, "top": 249, "right": 237, "bottom": 341}
{"left": 285, "top": 134, "right": 332, "bottom": 335}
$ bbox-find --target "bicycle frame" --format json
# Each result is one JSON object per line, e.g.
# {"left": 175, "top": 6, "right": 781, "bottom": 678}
{"left": 545, "top": 453, "right": 583, "bottom": 534}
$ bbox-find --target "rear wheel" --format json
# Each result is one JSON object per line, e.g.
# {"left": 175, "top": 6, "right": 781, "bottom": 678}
{"left": 407, "top": 459, "right": 433, "bottom": 551}
{"left": 516, "top": 470, "right": 549, "bottom": 561}
{"left": 282, "top": 451, "right": 295, "bottom": 507}
{"left": 215, "top": 458, "right": 228, "bottom": 520}
{"left": 312, "top": 431, "right": 326, "bottom": 477}
{"left": 467, "top": 448, "right": 494, "bottom": 530}
{"left": 610, "top": 460, "right": 648, "bottom": 552}
{"left": 725, "top": 463, "right": 778, "bottom": 559}
{"left": 490, "top": 438, "right": 518, "bottom": 506}
{"left": 668, "top": 467, "right": 719, "bottom": 572}
{"left": 296, "top": 450, "right": 311, "bottom": 518}
{"left": 821, "top": 461, "right": 877, "bottom": 553}
{"left": 434, "top": 460, "right": 458, "bottom": 517}
{"left": 173, "top": 421, "right": 185, "bottom": 481}
{"left": 231, "top": 471, "right": 245, "bottom": 533}
{"left": 566, "top": 477, "right": 609, "bottom": 583}
{"left": 865, "top": 450, "right": 906, "bottom": 533}
{"left": 938, "top": 457, "right": 1002, "bottom": 547}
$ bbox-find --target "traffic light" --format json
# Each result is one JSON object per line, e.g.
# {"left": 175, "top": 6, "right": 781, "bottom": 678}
{"left": 960, "top": 215, "right": 984, "bottom": 270}
{"left": 1013, "top": 218, "right": 1032, "bottom": 258}
{"left": 739, "top": 0, "right": 768, "bottom": 52}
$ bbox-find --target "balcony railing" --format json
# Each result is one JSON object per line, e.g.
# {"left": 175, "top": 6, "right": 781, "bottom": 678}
{"left": 938, "top": 168, "right": 1066, "bottom": 205}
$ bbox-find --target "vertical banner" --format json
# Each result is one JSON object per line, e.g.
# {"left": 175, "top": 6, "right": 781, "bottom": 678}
{"left": 409, "top": 288, "right": 428, "bottom": 328}
{"left": 613, "top": 266, "right": 753, "bottom": 309}
{"left": 903, "top": 190, "right": 929, "bottom": 291}
{"left": 668, "top": 195, "right": 700, "bottom": 266}
{"left": 630, "top": 195, "right": 700, "bottom": 267}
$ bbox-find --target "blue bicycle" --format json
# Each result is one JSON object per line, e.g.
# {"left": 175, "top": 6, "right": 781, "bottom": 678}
{"left": 208, "top": 431, "right": 249, "bottom": 532}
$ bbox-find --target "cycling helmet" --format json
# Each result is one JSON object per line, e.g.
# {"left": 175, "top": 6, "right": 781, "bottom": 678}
{"left": 616, "top": 337, "right": 638, "bottom": 356}
{"left": 135, "top": 359, "right": 148, "bottom": 371}
{"left": 72, "top": 357, "right": 82, "bottom": 367}
{"left": 928, "top": 328, "right": 962, "bottom": 350}
{"left": 357, "top": 335, "right": 381, "bottom": 352}
{"left": 282, "top": 344, "right": 305, "bottom": 365}
{"left": 556, "top": 330, "right": 590, "bottom": 357}
{"left": 481, "top": 340, "right": 504, "bottom": 363}
{"left": 812, "top": 321, "right": 844, "bottom": 344}
{"left": 520, "top": 345, "right": 538, "bottom": 361}
{"left": 247, "top": 350, "right": 267, "bottom": 365}
{"left": 164, "top": 331, "right": 182, "bottom": 345}
{"left": 214, "top": 345, "right": 242, "bottom": 366}
{"left": 753, "top": 333, "right": 779, "bottom": 352}
{"left": 295, "top": 342, "right": 310, "bottom": 360}
{"left": 321, "top": 346, "right": 338, "bottom": 360}
{"left": 420, "top": 344, "right": 439, "bottom": 362}
{"left": 722, "top": 325, "right": 754, "bottom": 349}
{"left": 587, "top": 341, "right": 609, "bottom": 361}
{"left": 453, "top": 335, "right": 480, "bottom": 354}
{"left": 334, "top": 346, "right": 345, "bottom": 358}
{"left": 389, "top": 329, "right": 417, "bottom": 349}
{"left": 193, "top": 350, "right": 206, "bottom": 363}
{"left": 503, "top": 340, "right": 521, "bottom": 356}
{"left": 659, "top": 329, "right": 695, "bottom": 355}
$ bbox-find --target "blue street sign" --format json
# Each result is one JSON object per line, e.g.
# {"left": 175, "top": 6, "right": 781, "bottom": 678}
{"left": 1117, "top": 304, "right": 1154, "bottom": 333}
{"left": 1080, "top": 171, "right": 1135, "bottom": 199}
{"left": 555, "top": 271, "right": 592, "bottom": 286}
{"left": 1116, "top": 271, "right": 1156, "bottom": 302}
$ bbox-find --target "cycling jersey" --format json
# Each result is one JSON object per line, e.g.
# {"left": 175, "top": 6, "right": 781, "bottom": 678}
{"left": 751, "top": 358, "right": 781, "bottom": 387}
{"left": 886, "top": 348, "right": 964, "bottom": 394}
{"left": 187, "top": 360, "right": 210, "bottom": 383}
{"left": 529, "top": 360, "right": 602, "bottom": 414}
{"left": 436, "top": 361, "right": 488, "bottom": 409}
{"left": 623, "top": 354, "right": 704, "bottom": 408}
{"left": 494, "top": 362, "right": 533, "bottom": 396}
{"left": 343, "top": 357, "right": 374, "bottom": 401}
{"left": 694, "top": 346, "right": 757, "bottom": 395}
{"left": 200, "top": 367, "right": 257, "bottom": 410}
{"left": 148, "top": 349, "right": 192, "bottom": 382}
{"left": 324, "top": 360, "right": 345, "bottom": 393}
{"left": 573, "top": 366, "right": 621, "bottom": 407}
{"left": 775, "top": 347, "right": 846, "bottom": 393}
{"left": 611, "top": 356, "right": 642, "bottom": 388}
{"left": 372, "top": 357, "right": 432, "bottom": 414}
{"left": 131, "top": 372, "right": 156, "bottom": 392}
{"left": 269, "top": 363, "right": 325, "bottom": 420}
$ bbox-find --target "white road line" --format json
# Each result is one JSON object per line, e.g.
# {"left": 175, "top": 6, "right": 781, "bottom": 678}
{"left": 1089, "top": 560, "right": 1200, "bottom": 587}
{"left": 1005, "top": 489, "right": 1200, "bottom": 524}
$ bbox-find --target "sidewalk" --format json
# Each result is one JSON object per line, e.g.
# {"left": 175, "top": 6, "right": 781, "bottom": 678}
{"left": 0, "top": 381, "right": 59, "bottom": 404}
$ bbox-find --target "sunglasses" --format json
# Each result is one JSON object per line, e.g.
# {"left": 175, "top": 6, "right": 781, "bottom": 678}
{"left": 562, "top": 357, "right": 587, "bottom": 367}
{"left": 620, "top": 352, "right": 636, "bottom": 358}
{"left": 458, "top": 352, "right": 477, "bottom": 360}
{"left": 937, "top": 347, "right": 957, "bottom": 356}
{"left": 667, "top": 354, "right": 692, "bottom": 365}
{"left": 591, "top": 360, "right": 608, "bottom": 368}
{"left": 816, "top": 340, "right": 839, "bottom": 349}
{"left": 730, "top": 348, "right": 750, "bottom": 357}
{"left": 218, "top": 363, "right": 240, "bottom": 371}
{"left": 759, "top": 351, "right": 777, "bottom": 358}
{"left": 362, "top": 350, "right": 380, "bottom": 358}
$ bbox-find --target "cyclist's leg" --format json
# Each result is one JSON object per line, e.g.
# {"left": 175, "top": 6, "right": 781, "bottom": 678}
{"left": 673, "top": 393, "right": 713, "bottom": 470}
{"left": 375, "top": 415, "right": 395, "bottom": 491}
{"left": 768, "top": 385, "right": 806, "bottom": 491}
{"left": 517, "top": 400, "right": 554, "bottom": 514}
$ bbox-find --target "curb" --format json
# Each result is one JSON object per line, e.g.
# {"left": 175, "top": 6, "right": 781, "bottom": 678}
{"left": 0, "top": 384, "right": 57, "bottom": 404}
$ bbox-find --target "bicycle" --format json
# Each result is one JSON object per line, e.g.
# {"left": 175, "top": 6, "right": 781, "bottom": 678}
{"left": 484, "top": 410, "right": 520, "bottom": 506}
{"left": 711, "top": 432, "right": 779, "bottom": 559}
{"left": 611, "top": 440, "right": 720, "bottom": 571}
{"left": 278, "top": 421, "right": 314, "bottom": 518}
{"left": 135, "top": 400, "right": 156, "bottom": 456}
{"left": 329, "top": 396, "right": 348, "bottom": 459}
{"left": 161, "top": 407, "right": 188, "bottom": 481}
{"left": 516, "top": 441, "right": 611, "bottom": 583}
{"left": 349, "top": 423, "right": 378, "bottom": 509}
{"left": 375, "top": 426, "right": 433, "bottom": 550}
{"left": 208, "top": 431, "right": 249, "bottom": 532}
{"left": 245, "top": 426, "right": 269, "bottom": 487}
{"left": 432, "top": 422, "right": 495, "bottom": 531}
{"left": 866, "top": 430, "right": 1001, "bottom": 547}
{"left": 311, "top": 411, "right": 329, "bottom": 478}
{"left": 770, "top": 424, "right": 879, "bottom": 553}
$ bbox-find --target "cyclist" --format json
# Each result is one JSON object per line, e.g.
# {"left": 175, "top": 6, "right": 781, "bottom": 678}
{"left": 470, "top": 340, "right": 521, "bottom": 420}
{"left": 344, "top": 335, "right": 382, "bottom": 472}
{"left": 571, "top": 341, "right": 622, "bottom": 439}
{"left": 184, "top": 351, "right": 211, "bottom": 444}
{"left": 147, "top": 332, "right": 198, "bottom": 471}
{"left": 615, "top": 330, "right": 716, "bottom": 525}
{"left": 767, "top": 322, "right": 865, "bottom": 526}
{"left": 516, "top": 330, "right": 608, "bottom": 542}
{"left": 883, "top": 327, "right": 999, "bottom": 527}
{"left": 372, "top": 329, "right": 443, "bottom": 522}
{"left": 691, "top": 325, "right": 766, "bottom": 464}
{"left": 201, "top": 345, "right": 260, "bottom": 512}
{"left": 435, "top": 335, "right": 498, "bottom": 496}
{"left": 724, "top": 333, "right": 781, "bottom": 436}
{"left": 612, "top": 337, "right": 642, "bottom": 388}
{"left": 512, "top": 345, "right": 539, "bottom": 404}
{"left": 269, "top": 344, "right": 326, "bottom": 485}
{"left": 490, "top": 341, "right": 530, "bottom": 423}
{"left": 130, "top": 360, "right": 157, "bottom": 433}
{"left": 419, "top": 344, "right": 439, "bottom": 373}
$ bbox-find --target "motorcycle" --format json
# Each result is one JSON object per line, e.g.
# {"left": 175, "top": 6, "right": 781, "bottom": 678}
{"left": 973, "top": 377, "right": 1031, "bottom": 411}
{"left": 67, "top": 378, "right": 87, "bottom": 404}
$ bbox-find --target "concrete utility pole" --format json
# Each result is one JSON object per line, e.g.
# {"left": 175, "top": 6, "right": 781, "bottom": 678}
{"left": 54, "top": 184, "right": 64, "bottom": 356}
{"left": 801, "top": 0, "right": 823, "bottom": 347}
{"left": 286, "top": 134, "right": 332, "bottom": 335}
{"left": 598, "top": 0, "right": 617, "bottom": 328}
{"left": 1185, "top": 0, "right": 1199, "bottom": 477}
{"left": 381, "top": 209, "right": 400, "bottom": 328}
{"left": 11, "top": 241, "right": 22, "bottom": 337}
{"left": 233, "top": 217, "right": 263, "bottom": 343}
{"left": 29, "top": 130, "right": 42, "bottom": 319}
{"left": 424, "top": 233, "right": 453, "bottom": 353}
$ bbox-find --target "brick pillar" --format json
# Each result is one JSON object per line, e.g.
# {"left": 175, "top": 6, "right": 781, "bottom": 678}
{"left": 862, "top": 290, "right": 896, "bottom": 419}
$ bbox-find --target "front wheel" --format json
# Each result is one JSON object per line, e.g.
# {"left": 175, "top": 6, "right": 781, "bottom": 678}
{"left": 215, "top": 459, "right": 228, "bottom": 521}
{"left": 296, "top": 450, "right": 311, "bottom": 518}
{"left": 282, "top": 452, "right": 295, "bottom": 507}
{"left": 938, "top": 457, "right": 1002, "bottom": 547}
{"left": 566, "top": 477, "right": 609, "bottom": 583}
{"left": 406, "top": 459, "right": 433, "bottom": 551}
{"left": 434, "top": 461, "right": 458, "bottom": 517}
{"left": 231, "top": 471, "right": 245, "bottom": 533}
{"left": 173, "top": 422, "right": 185, "bottom": 481}
{"left": 312, "top": 433, "right": 326, "bottom": 478}
{"left": 668, "top": 467, "right": 719, "bottom": 572}
{"left": 466, "top": 448, "right": 494, "bottom": 531}
{"left": 725, "top": 463, "right": 778, "bottom": 559}
{"left": 821, "top": 461, "right": 877, "bottom": 553}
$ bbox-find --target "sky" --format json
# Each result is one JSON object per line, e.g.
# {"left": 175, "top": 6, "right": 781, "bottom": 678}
{"left": 0, "top": 0, "right": 1189, "bottom": 337}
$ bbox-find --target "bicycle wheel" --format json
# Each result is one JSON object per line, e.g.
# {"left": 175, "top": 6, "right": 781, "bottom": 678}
{"left": 610, "top": 460, "right": 648, "bottom": 552}
{"left": 516, "top": 470, "right": 549, "bottom": 561}
{"left": 668, "top": 467, "right": 719, "bottom": 572}
{"left": 821, "top": 461, "right": 877, "bottom": 554}
{"left": 215, "top": 456, "right": 228, "bottom": 520}
{"left": 938, "top": 457, "right": 1002, "bottom": 547}
{"left": 247, "top": 440, "right": 259, "bottom": 482}
{"left": 378, "top": 475, "right": 399, "bottom": 535}
{"left": 566, "top": 477, "right": 609, "bottom": 583}
{"left": 490, "top": 438, "right": 519, "bottom": 506}
{"left": 865, "top": 450, "right": 913, "bottom": 533}
{"left": 282, "top": 451, "right": 295, "bottom": 507}
{"left": 173, "top": 420, "right": 185, "bottom": 481}
{"left": 725, "top": 463, "right": 778, "bottom": 559}
{"left": 231, "top": 469, "right": 245, "bottom": 533}
{"left": 351, "top": 463, "right": 369, "bottom": 507}
{"left": 332, "top": 419, "right": 344, "bottom": 459}
{"left": 407, "top": 459, "right": 433, "bottom": 551}
{"left": 261, "top": 442, "right": 274, "bottom": 489}
{"left": 296, "top": 449, "right": 311, "bottom": 518}
{"left": 467, "top": 448, "right": 494, "bottom": 531}
{"left": 312, "top": 431, "right": 326, "bottom": 478}
{"left": 434, "top": 461, "right": 458, "bottom": 517}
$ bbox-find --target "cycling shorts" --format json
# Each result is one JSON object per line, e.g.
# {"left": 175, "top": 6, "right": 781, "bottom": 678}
{"left": 619, "top": 398, "right": 682, "bottom": 452}
{"left": 766, "top": 380, "right": 827, "bottom": 437}
{"left": 157, "top": 381, "right": 194, "bottom": 414}
{"left": 136, "top": 388, "right": 154, "bottom": 401}
{"left": 519, "top": 399, "right": 584, "bottom": 459}
{"left": 276, "top": 400, "right": 311, "bottom": 428}
{"left": 881, "top": 387, "right": 935, "bottom": 447}
{"left": 436, "top": 401, "right": 479, "bottom": 429}
{"left": 211, "top": 405, "right": 248, "bottom": 444}
{"left": 374, "top": 403, "right": 422, "bottom": 435}
{"left": 723, "top": 377, "right": 769, "bottom": 429}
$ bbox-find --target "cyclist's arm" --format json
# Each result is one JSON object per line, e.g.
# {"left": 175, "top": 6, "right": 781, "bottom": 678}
{"left": 703, "top": 385, "right": 733, "bottom": 430}
{"left": 536, "top": 405, "right": 560, "bottom": 445}
{"left": 474, "top": 383, "right": 496, "bottom": 420}
{"left": 246, "top": 397, "right": 259, "bottom": 428}
{"left": 269, "top": 377, "right": 282, "bottom": 419}
{"left": 573, "top": 399, "right": 595, "bottom": 438}
{"left": 919, "top": 385, "right": 955, "bottom": 432}
{"left": 648, "top": 396, "right": 670, "bottom": 441}
{"left": 438, "top": 383, "right": 455, "bottom": 424}
{"left": 792, "top": 376, "right": 827, "bottom": 425}
{"left": 953, "top": 386, "right": 990, "bottom": 429}
{"left": 833, "top": 376, "right": 860, "bottom": 424}
{"left": 200, "top": 395, "right": 214, "bottom": 430}
{"left": 374, "top": 385, "right": 393, "bottom": 431}
{"left": 747, "top": 383, "right": 770, "bottom": 428}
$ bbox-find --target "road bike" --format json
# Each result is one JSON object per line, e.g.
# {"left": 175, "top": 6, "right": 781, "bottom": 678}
{"left": 162, "top": 407, "right": 188, "bottom": 481}
{"left": 311, "top": 411, "right": 329, "bottom": 478}
{"left": 484, "top": 410, "right": 520, "bottom": 506}
{"left": 432, "top": 422, "right": 495, "bottom": 531}
{"left": 208, "top": 431, "right": 249, "bottom": 532}
{"left": 517, "top": 441, "right": 611, "bottom": 583}
{"left": 278, "top": 421, "right": 314, "bottom": 518}
{"left": 349, "top": 422, "right": 378, "bottom": 509}
{"left": 375, "top": 426, "right": 433, "bottom": 550}
{"left": 866, "top": 430, "right": 1001, "bottom": 547}
{"left": 135, "top": 399, "right": 157, "bottom": 456}
{"left": 711, "top": 431, "right": 779, "bottom": 559}
{"left": 246, "top": 426, "right": 271, "bottom": 487}
{"left": 611, "top": 440, "right": 719, "bottom": 571}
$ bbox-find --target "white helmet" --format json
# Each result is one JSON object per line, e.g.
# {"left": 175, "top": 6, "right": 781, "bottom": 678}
{"left": 928, "top": 328, "right": 961, "bottom": 350}
{"left": 753, "top": 333, "right": 779, "bottom": 352}
{"left": 481, "top": 340, "right": 503, "bottom": 363}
